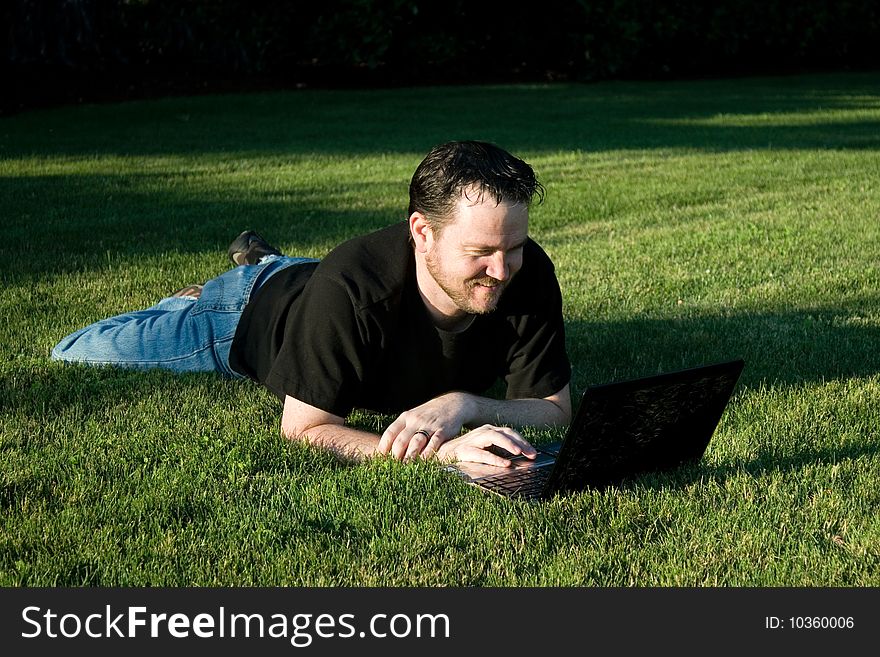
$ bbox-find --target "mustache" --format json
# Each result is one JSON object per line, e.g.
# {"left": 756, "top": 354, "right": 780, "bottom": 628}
{"left": 468, "top": 276, "right": 504, "bottom": 288}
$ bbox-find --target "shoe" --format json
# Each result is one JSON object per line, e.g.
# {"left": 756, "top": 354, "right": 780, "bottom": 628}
{"left": 227, "top": 230, "right": 283, "bottom": 266}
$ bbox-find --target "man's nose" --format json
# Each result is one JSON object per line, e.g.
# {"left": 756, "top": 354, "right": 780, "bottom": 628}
{"left": 485, "top": 252, "right": 509, "bottom": 281}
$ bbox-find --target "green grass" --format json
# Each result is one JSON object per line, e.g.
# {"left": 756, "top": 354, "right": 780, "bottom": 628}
{"left": 2, "top": 72, "right": 879, "bottom": 586}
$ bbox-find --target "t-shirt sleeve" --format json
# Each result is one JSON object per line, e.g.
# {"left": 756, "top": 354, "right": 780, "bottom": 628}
{"left": 501, "top": 252, "right": 571, "bottom": 400}
{"left": 264, "top": 272, "right": 370, "bottom": 417}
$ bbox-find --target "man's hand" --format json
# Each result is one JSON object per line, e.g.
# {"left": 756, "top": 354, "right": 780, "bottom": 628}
{"left": 377, "top": 391, "right": 474, "bottom": 460}
{"left": 285, "top": 385, "right": 569, "bottom": 463}
{"left": 436, "top": 424, "right": 537, "bottom": 467}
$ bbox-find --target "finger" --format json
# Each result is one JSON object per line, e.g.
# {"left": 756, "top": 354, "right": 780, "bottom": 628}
{"left": 473, "top": 425, "right": 537, "bottom": 458}
{"left": 392, "top": 430, "right": 420, "bottom": 460}
{"left": 458, "top": 446, "right": 514, "bottom": 468}
{"left": 404, "top": 431, "right": 431, "bottom": 460}
{"left": 421, "top": 432, "right": 448, "bottom": 459}
{"left": 378, "top": 415, "right": 407, "bottom": 454}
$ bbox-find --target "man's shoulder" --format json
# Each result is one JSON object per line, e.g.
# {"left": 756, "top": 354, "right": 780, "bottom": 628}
{"left": 312, "top": 221, "right": 412, "bottom": 306}
{"left": 524, "top": 237, "right": 555, "bottom": 269}
{"left": 520, "top": 237, "right": 559, "bottom": 285}
{"left": 324, "top": 221, "right": 408, "bottom": 260}
{"left": 498, "top": 238, "right": 561, "bottom": 312}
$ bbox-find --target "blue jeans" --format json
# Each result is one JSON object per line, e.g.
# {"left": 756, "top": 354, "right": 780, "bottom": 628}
{"left": 51, "top": 255, "right": 317, "bottom": 376}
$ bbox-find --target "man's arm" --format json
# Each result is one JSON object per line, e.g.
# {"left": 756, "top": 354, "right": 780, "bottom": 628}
{"left": 280, "top": 394, "right": 381, "bottom": 461}
{"left": 377, "top": 384, "right": 572, "bottom": 459}
{"left": 280, "top": 393, "right": 548, "bottom": 466}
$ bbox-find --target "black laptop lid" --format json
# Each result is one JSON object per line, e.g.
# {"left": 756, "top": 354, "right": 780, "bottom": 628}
{"left": 545, "top": 359, "right": 745, "bottom": 495}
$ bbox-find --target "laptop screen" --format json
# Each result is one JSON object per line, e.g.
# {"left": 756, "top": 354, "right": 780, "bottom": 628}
{"left": 545, "top": 360, "right": 744, "bottom": 494}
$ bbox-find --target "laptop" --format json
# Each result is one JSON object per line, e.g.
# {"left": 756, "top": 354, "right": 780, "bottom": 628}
{"left": 446, "top": 359, "right": 745, "bottom": 500}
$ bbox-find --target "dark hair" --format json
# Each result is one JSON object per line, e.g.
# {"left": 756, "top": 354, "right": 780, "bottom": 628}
{"left": 408, "top": 140, "right": 544, "bottom": 234}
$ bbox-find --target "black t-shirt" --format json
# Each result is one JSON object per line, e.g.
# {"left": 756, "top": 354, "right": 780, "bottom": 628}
{"left": 229, "top": 221, "right": 570, "bottom": 417}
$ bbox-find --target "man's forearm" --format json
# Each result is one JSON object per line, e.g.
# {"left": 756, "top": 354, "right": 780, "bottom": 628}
{"left": 286, "top": 423, "right": 381, "bottom": 461}
{"left": 458, "top": 392, "right": 571, "bottom": 429}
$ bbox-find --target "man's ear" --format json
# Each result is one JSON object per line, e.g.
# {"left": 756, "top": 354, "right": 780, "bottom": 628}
{"left": 408, "top": 212, "right": 433, "bottom": 253}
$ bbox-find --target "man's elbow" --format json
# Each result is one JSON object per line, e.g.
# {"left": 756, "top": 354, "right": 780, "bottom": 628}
{"left": 281, "top": 421, "right": 326, "bottom": 445}
{"left": 558, "top": 406, "right": 572, "bottom": 427}
{"left": 549, "top": 404, "right": 571, "bottom": 428}
{"left": 281, "top": 424, "right": 307, "bottom": 442}
{"left": 280, "top": 395, "right": 345, "bottom": 445}
{"left": 548, "top": 389, "right": 573, "bottom": 426}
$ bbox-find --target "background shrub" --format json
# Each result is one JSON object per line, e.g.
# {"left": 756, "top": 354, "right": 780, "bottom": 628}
{"left": 4, "top": 0, "right": 879, "bottom": 113}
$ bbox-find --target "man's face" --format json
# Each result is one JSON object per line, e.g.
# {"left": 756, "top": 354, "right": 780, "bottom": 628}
{"left": 424, "top": 192, "right": 529, "bottom": 316}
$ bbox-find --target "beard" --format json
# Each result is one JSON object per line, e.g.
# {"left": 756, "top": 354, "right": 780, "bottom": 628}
{"left": 425, "top": 251, "right": 508, "bottom": 315}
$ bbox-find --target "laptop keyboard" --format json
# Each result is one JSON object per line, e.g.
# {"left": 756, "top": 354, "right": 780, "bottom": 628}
{"left": 477, "top": 466, "right": 552, "bottom": 499}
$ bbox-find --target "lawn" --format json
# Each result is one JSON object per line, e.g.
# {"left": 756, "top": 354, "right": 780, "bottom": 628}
{"left": 1, "top": 72, "right": 879, "bottom": 586}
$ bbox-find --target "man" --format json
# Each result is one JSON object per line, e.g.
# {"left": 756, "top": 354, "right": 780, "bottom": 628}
{"left": 53, "top": 141, "right": 572, "bottom": 466}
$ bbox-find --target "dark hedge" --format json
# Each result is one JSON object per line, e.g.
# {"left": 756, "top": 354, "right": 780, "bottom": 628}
{"left": 4, "top": 0, "right": 879, "bottom": 112}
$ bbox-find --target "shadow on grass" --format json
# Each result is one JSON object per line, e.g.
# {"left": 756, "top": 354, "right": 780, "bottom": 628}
{"left": 564, "top": 305, "right": 880, "bottom": 393}
{"left": 2, "top": 73, "right": 879, "bottom": 160}
{"left": 0, "top": 172, "right": 401, "bottom": 285}
{"left": 554, "top": 308, "right": 880, "bottom": 494}
{"left": 0, "top": 365, "right": 229, "bottom": 426}
{"left": 4, "top": 72, "right": 880, "bottom": 284}
{"left": 621, "top": 439, "right": 880, "bottom": 498}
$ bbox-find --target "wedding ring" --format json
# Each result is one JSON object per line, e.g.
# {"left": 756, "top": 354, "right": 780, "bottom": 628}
{"left": 414, "top": 429, "right": 431, "bottom": 439}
